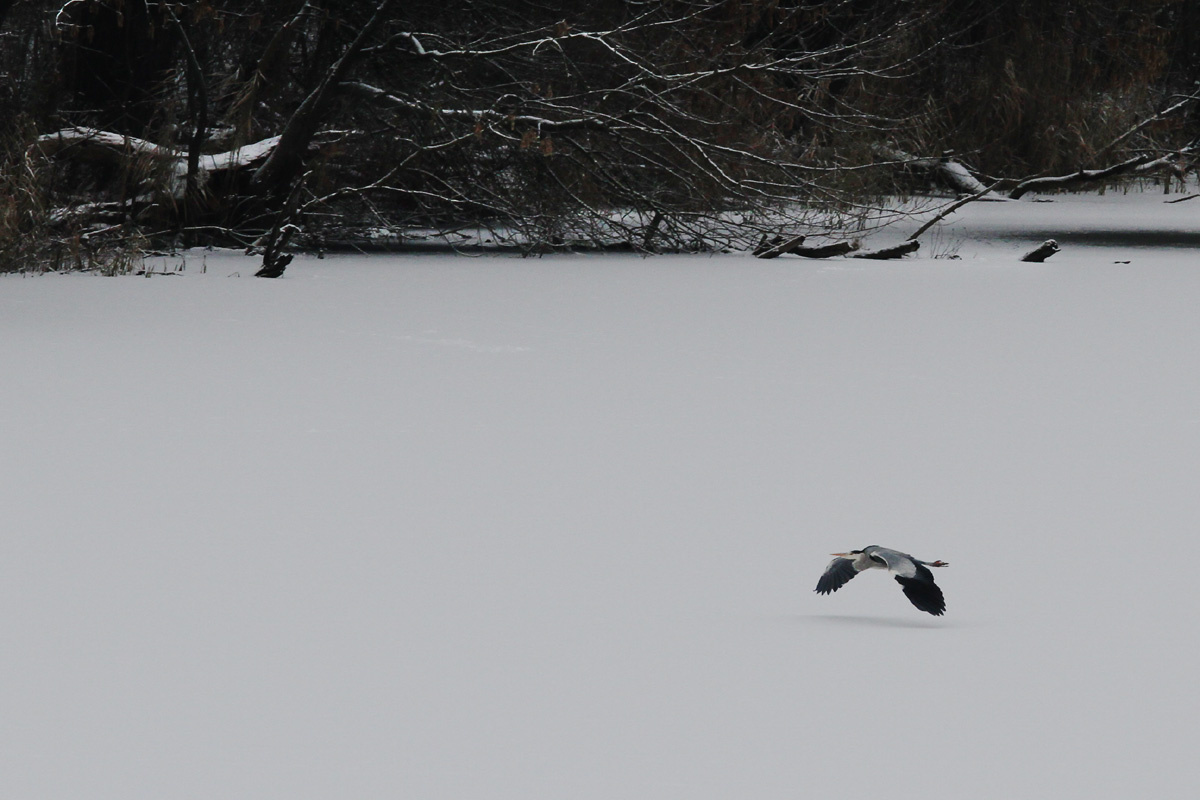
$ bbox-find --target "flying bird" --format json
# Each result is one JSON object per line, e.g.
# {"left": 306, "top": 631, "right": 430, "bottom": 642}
{"left": 816, "top": 546, "right": 949, "bottom": 616}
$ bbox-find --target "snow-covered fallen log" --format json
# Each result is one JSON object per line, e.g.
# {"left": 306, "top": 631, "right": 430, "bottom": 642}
{"left": 35, "top": 127, "right": 281, "bottom": 172}
{"left": 32, "top": 127, "right": 285, "bottom": 198}
{"left": 1008, "top": 155, "right": 1153, "bottom": 200}
{"left": 876, "top": 145, "right": 1002, "bottom": 198}
{"left": 849, "top": 240, "right": 920, "bottom": 260}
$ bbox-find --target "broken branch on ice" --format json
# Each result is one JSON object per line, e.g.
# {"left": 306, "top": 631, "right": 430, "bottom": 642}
{"left": 789, "top": 241, "right": 858, "bottom": 258}
{"left": 849, "top": 240, "right": 921, "bottom": 260}
{"left": 1020, "top": 239, "right": 1060, "bottom": 262}
{"left": 753, "top": 234, "right": 806, "bottom": 259}
{"left": 752, "top": 236, "right": 857, "bottom": 260}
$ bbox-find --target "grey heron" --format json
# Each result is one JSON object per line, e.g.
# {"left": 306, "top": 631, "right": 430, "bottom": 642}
{"left": 816, "top": 546, "right": 949, "bottom": 616}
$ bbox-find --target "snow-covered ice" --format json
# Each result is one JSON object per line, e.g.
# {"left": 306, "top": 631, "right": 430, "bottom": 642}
{"left": 3, "top": 190, "right": 1200, "bottom": 799}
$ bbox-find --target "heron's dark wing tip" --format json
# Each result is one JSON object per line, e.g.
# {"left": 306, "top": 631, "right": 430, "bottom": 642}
{"left": 815, "top": 557, "right": 859, "bottom": 595}
{"left": 894, "top": 565, "right": 946, "bottom": 616}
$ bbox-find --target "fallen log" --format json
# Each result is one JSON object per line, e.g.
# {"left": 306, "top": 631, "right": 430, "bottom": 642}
{"left": 1008, "top": 156, "right": 1151, "bottom": 200}
{"left": 789, "top": 241, "right": 857, "bottom": 259}
{"left": 876, "top": 145, "right": 1001, "bottom": 198}
{"left": 1020, "top": 239, "right": 1060, "bottom": 262}
{"left": 850, "top": 240, "right": 920, "bottom": 260}
{"left": 33, "top": 127, "right": 284, "bottom": 199}
{"left": 754, "top": 234, "right": 806, "bottom": 259}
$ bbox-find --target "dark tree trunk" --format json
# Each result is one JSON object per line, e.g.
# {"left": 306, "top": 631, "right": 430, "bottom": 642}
{"left": 250, "top": 0, "right": 393, "bottom": 200}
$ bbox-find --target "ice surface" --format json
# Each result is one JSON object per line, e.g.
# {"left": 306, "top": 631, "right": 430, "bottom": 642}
{"left": 3, "top": 191, "right": 1200, "bottom": 799}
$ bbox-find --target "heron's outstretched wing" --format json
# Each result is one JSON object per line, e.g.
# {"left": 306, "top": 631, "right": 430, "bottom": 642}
{"left": 815, "top": 557, "right": 860, "bottom": 594}
{"left": 894, "top": 564, "right": 946, "bottom": 616}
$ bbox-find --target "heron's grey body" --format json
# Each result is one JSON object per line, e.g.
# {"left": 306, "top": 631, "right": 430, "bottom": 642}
{"left": 815, "top": 545, "right": 948, "bottom": 616}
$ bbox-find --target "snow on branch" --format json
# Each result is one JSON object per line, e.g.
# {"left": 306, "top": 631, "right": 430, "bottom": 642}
{"left": 30, "top": 128, "right": 342, "bottom": 201}
{"left": 876, "top": 145, "right": 999, "bottom": 197}
{"left": 1098, "top": 89, "right": 1200, "bottom": 159}
{"left": 340, "top": 82, "right": 610, "bottom": 132}
{"left": 34, "top": 127, "right": 163, "bottom": 162}
{"left": 1008, "top": 154, "right": 1153, "bottom": 200}
{"left": 34, "top": 127, "right": 283, "bottom": 178}
{"left": 53, "top": 0, "right": 86, "bottom": 31}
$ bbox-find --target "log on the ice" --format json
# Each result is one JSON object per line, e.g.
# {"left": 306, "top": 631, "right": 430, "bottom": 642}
{"left": 788, "top": 241, "right": 857, "bottom": 259}
{"left": 849, "top": 240, "right": 920, "bottom": 260}
{"left": 754, "top": 234, "right": 807, "bottom": 259}
{"left": 1020, "top": 239, "right": 1060, "bottom": 262}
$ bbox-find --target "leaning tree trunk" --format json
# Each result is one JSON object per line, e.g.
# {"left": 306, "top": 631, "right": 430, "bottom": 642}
{"left": 245, "top": 0, "right": 392, "bottom": 276}
{"left": 249, "top": 0, "right": 392, "bottom": 200}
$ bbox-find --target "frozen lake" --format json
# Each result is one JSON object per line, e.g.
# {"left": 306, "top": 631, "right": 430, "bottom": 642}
{"left": 3, "top": 190, "right": 1199, "bottom": 799}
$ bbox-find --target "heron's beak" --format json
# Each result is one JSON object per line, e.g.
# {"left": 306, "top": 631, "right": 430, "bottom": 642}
{"left": 831, "top": 552, "right": 851, "bottom": 557}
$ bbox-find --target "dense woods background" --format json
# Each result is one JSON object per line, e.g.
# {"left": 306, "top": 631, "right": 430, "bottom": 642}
{"left": 2, "top": 0, "right": 1198, "bottom": 271}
